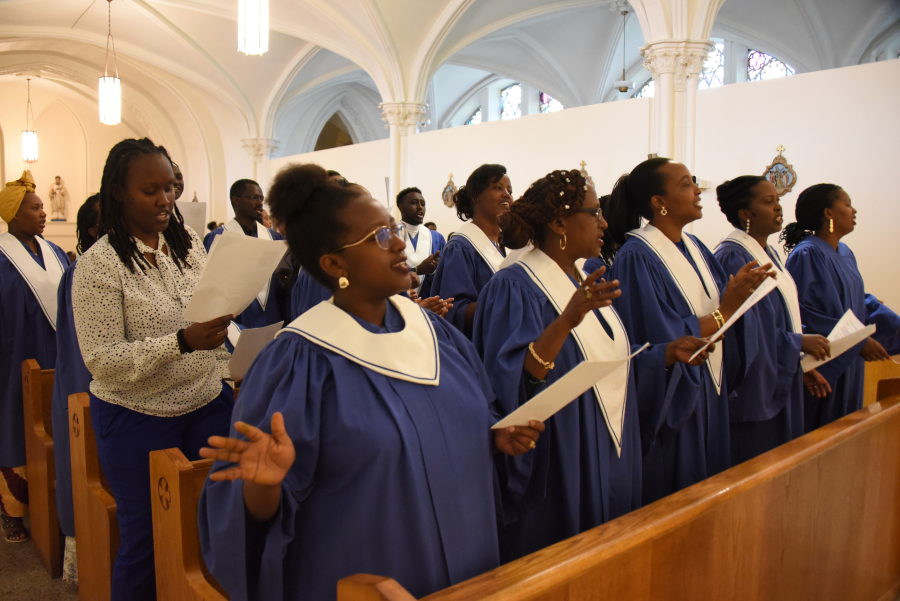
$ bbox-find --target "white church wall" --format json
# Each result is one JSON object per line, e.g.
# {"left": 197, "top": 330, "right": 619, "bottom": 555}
{"left": 691, "top": 59, "right": 900, "bottom": 309}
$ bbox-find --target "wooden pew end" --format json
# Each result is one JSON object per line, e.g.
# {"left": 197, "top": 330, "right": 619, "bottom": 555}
{"left": 337, "top": 575, "right": 417, "bottom": 601}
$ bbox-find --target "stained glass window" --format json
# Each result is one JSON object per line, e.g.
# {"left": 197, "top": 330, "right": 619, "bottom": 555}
{"left": 539, "top": 92, "right": 563, "bottom": 113}
{"left": 698, "top": 41, "right": 725, "bottom": 89}
{"left": 465, "top": 107, "right": 482, "bottom": 125}
{"left": 500, "top": 83, "right": 521, "bottom": 120}
{"left": 633, "top": 79, "right": 655, "bottom": 98}
{"left": 748, "top": 50, "right": 795, "bottom": 81}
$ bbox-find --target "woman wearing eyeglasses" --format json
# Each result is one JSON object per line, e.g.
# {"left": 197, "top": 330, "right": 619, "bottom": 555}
{"left": 199, "top": 163, "right": 543, "bottom": 601}
{"left": 474, "top": 170, "right": 710, "bottom": 560}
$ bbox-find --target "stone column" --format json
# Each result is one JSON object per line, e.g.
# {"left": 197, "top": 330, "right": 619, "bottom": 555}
{"left": 241, "top": 138, "right": 280, "bottom": 187}
{"left": 642, "top": 43, "right": 680, "bottom": 159}
{"left": 677, "top": 41, "right": 711, "bottom": 172}
{"left": 379, "top": 102, "right": 426, "bottom": 206}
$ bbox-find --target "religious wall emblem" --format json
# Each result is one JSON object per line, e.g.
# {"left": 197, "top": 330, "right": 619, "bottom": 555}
{"left": 763, "top": 146, "right": 797, "bottom": 197}
{"left": 442, "top": 174, "right": 457, "bottom": 208}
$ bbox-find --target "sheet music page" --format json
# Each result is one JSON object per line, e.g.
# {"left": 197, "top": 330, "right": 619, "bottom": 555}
{"left": 184, "top": 232, "right": 288, "bottom": 322}
{"left": 801, "top": 310, "right": 875, "bottom": 372}
{"left": 690, "top": 277, "right": 778, "bottom": 361}
{"left": 492, "top": 343, "right": 649, "bottom": 429}
{"left": 229, "top": 321, "right": 283, "bottom": 381}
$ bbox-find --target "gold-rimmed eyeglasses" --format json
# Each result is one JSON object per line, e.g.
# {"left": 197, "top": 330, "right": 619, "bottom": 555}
{"left": 329, "top": 224, "right": 403, "bottom": 254}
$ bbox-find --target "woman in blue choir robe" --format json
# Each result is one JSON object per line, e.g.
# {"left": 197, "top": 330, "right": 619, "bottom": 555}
{"left": 713, "top": 177, "right": 831, "bottom": 464}
{"left": 429, "top": 164, "right": 512, "bottom": 337}
{"left": 199, "top": 163, "right": 543, "bottom": 601}
{"left": 288, "top": 267, "right": 331, "bottom": 320}
{"left": 782, "top": 184, "right": 900, "bottom": 432}
{"left": 0, "top": 171, "right": 69, "bottom": 542}
{"left": 475, "top": 169, "right": 710, "bottom": 560}
{"left": 601, "top": 158, "right": 772, "bottom": 504}
{"left": 51, "top": 193, "right": 100, "bottom": 576}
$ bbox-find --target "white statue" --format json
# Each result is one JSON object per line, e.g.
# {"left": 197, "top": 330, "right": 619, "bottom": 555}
{"left": 48, "top": 175, "right": 68, "bottom": 221}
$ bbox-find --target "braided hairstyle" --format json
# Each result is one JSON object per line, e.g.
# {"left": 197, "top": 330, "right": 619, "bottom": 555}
{"left": 98, "top": 138, "right": 193, "bottom": 273}
{"left": 500, "top": 169, "right": 589, "bottom": 249}
{"left": 780, "top": 183, "right": 843, "bottom": 254}
{"left": 267, "top": 163, "right": 366, "bottom": 289}
{"left": 716, "top": 175, "right": 768, "bottom": 228}
{"left": 76, "top": 193, "right": 101, "bottom": 255}
{"left": 602, "top": 157, "right": 671, "bottom": 263}
{"left": 453, "top": 164, "right": 507, "bottom": 221}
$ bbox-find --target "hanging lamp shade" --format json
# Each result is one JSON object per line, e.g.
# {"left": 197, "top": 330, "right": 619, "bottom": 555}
{"left": 99, "top": 76, "right": 121, "bottom": 125}
{"left": 238, "top": 0, "right": 269, "bottom": 55}
{"left": 614, "top": 10, "right": 634, "bottom": 93}
{"left": 22, "top": 78, "right": 38, "bottom": 163}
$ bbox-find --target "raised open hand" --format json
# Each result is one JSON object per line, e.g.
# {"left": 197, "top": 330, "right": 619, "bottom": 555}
{"left": 200, "top": 412, "right": 295, "bottom": 486}
{"left": 720, "top": 260, "right": 775, "bottom": 316}
{"left": 560, "top": 267, "right": 621, "bottom": 329}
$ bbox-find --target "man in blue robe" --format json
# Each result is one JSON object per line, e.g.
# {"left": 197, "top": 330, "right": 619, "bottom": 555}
{"left": 396, "top": 187, "right": 446, "bottom": 297}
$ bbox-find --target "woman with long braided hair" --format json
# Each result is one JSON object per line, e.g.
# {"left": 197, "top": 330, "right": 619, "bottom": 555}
{"left": 71, "top": 138, "right": 235, "bottom": 601}
{"left": 474, "top": 169, "right": 710, "bottom": 560}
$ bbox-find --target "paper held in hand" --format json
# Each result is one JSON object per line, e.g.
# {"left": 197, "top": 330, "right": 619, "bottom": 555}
{"left": 801, "top": 309, "right": 876, "bottom": 373}
{"left": 689, "top": 276, "right": 778, "bottom": 362}
{"left": 228, "top": 321, "right": 283, "bottom": 381}
{"left": 183, "top": 232, "right": 288, "bottom": 323}
{"left": 491, "top": 343, "right": 649, "bottom": 430}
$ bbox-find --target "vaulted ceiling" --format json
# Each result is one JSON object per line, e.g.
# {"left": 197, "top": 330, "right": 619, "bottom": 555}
{"left": 1, "top": 0, "right": 898, "bottom": 158}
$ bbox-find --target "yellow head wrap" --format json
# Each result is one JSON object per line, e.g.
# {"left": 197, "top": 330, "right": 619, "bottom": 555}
{"left": 0, "top": 170, "right": 37, "bottom": 224}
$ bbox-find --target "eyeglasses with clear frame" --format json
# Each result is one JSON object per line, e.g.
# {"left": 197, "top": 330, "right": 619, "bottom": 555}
{"left": 329, "top": 224, "right": 404, "bottom": 254}
{"left": 576, "top": 207, "right": 603, "bottom": 221}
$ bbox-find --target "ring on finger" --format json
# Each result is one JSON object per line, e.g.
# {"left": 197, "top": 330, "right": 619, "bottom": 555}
{"left": 528, "top": 439, "right": 536, "bottom": 450}
{"left": 583, "top": 287, "right": 593, "bottom": 300}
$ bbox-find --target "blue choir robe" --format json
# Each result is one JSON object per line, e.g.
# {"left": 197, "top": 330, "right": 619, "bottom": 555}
{"left": 0, "top": 234, "right": 69, "bottom": 467}
{"left": 786, "top": 236, "right": 900, "bottom": 432}
{"left": 606, "top": 226, "right": 735, "bottom": 504}
{"left": 429, "top": 222, "right": 504, "bottom": 336}
{"left": 288, "top": 269, "right": 332, "bottom": 321}
{"left": 401, "top": 223, "right": 446, "bottom": 298}
{"left": 51, "top": 260, "right": 92, "bottom": 536}
{"left": 204, "top": 221, "right": 285, "bottom": 328}
{"left": 474, "top": 254, "right": 641, "bottom": 560}
{"left": 199, "top": 296, "right": 502, "bottom": 601}
{"left": 583, "top": 255, "right": 609, "bottom": 276}
{"left": 715, "top": 234, "right": 805, "bottom": 464}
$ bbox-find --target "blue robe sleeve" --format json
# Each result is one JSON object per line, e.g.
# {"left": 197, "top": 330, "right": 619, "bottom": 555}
{"left": 472, "top": 271, "right": 551, "bottom": 520}
{"left": 203, "top": 227, "right": 223, "bottom": 253}
{"left": 865, "top": 294, "right": 900, "bottom": 355}
{"left": 289, "top": 269, "right": 332, "bottom": 322}
{"left": 199, "top": 335, "right": 333, "bottom": 601}
{"left": 429, "top": 240, "right": 481, "bottom": 334}
{"left": 584, "top": 256, "right": 609, "bottom": 276}
{"left": 610, "top": 244, "right": 706, "bottom": 453}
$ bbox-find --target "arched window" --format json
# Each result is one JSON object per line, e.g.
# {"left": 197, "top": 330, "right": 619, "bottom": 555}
{"left": 539, "top": 92, "right": 563, "bottom": 113}
{"left": 748, "top": 50, "right": 795, "bottom": 81}
{"left": 633, "top": 79, "right": 655, "bottom": 98}
{"left": 314, "top": 113, "right": 354, "bottom": 151}
{"left": 699, "top": 41, "right": 725, "bottom": 89}
{"left": 500, "top": 83, "right": 521, "bottom": 120}
{"left": 465, "top": 107, "right": 482, "bottom": 125}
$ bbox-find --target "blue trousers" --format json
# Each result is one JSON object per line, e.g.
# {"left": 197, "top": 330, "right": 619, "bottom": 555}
{"left": 91, "top": 384, "right": 233, "bottom": 601}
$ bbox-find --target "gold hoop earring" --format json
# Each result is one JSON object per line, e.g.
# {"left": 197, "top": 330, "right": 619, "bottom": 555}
{"left": 829, "top": 219, "right": 834, "bottom": 233}
{"left": 339, "top": 276, "right": 349, "bottom": 289}
{"left": 744, "top": 219, "right": 751, "bottom": 238}
{"left": 660, "top": 207, "right": 668, "bottom": 216}
{"left": 559, "top": 233, "right": 567, "bottom": 250}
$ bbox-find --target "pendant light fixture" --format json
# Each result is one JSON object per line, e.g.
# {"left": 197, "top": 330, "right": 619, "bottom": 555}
{"left": 614, "top": 9, "right": 634, "bottom": 93}
{"left": 238, "top": 0, "right": 269, "bottom": 55}
{"left": 99, "top": 0, "right": 121, "bottom": 125}
{"left": 22, "top": 78, "right": 38, "bottom": 163}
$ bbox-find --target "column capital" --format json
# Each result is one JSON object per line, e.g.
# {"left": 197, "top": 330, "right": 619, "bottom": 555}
{"left": 640, "top": 40, "right": 713, "bottom": 89}
{"left": 379, "top": 102, "right": 427, "bottom": 129}
{"left": 241, "top": 138, "right": 280, "bottom": 163}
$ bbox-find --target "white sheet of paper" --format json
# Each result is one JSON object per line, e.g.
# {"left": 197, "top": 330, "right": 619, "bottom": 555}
{"left": 689, "top": 276, "right": 778, "bottom": 362}
{"left": 184, "top": 232, "right": 288, "bottom": 322}
{"left": 228, "top": 321, "right": 283, "bottom": 381}
{"left": 492, "top": 343, "right": 649, "bottom": 429}
{"left": 801, "top": 309, "right": 875, "bottom": 372}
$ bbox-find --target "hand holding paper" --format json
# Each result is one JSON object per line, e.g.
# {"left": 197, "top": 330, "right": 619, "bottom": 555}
{"left": 801, "top": 310, "right": 876, "bottom": 372}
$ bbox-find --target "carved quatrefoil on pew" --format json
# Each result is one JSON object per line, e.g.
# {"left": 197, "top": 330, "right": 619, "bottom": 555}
{"left": 158, "top": 477, "right": 171, "bottom": 511}
{"left": 72, "top": 413, "right": 80, "bottom": 438}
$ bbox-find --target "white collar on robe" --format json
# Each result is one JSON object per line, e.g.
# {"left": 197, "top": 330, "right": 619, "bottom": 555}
{"left": 517, "top": 248, "right": 631, "bottom": 456}
{"left": 0, "top": 233, "right": 65, "bottom": 330}
{"left": 401, "top": 221, "right": 433, "bottom": 268}
{"left": 223, "top": 219, "right": 273, "bottom": 310}
{"left": 716, "top": 230, "right": 802, "bottom": 334}
{"left": 627, "top": 224, "right": 724, "bottom": 393}
{"left": 454, "top": 221, "right": 505, "bottom": 273}
{"left": 278, "top": 294, "right": 440, "bottom": 385}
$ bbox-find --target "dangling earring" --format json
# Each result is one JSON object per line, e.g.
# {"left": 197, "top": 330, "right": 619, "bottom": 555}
{"left": 559, "top": 233, "right": 567, "bottom": 250}
{"left": 744, "top": 219, "right": 751, "bottom": 238}
{"left": 829, "top": 219, "right": 834, "bottom": 233}
{"left": 660, "top": 207, "right": 668, "bottom": 216}
{"left": 339, "top": 276, "right": 349, "bottom": 289}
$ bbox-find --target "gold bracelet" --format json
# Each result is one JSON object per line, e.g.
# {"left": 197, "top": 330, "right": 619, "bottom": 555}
{"left": 528, "top": 342, "right": 555, "bottom": 370}
{"left": 711, "top": 310, "right": 725, "bottom": 329}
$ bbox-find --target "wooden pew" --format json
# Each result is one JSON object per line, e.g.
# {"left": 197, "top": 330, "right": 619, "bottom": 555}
{"left": 864, "top": 356, "right": 900, "bottom": 406}
{"left": 149, "top": 447, "right": 228, "bottom": 600}
{"left": 21, "top": 359, "right": 61, "bottom": 577}
{"left": 337, "top": 394, "right": 900, "bottom": 601}
{"left": 69, "top": 392, "right": 119, "bottom": 601}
